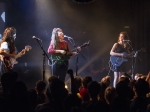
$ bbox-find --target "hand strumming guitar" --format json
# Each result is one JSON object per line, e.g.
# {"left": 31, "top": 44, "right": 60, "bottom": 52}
{"left": 59, "top": 50, "right": 66, "bottom": 54}
{"left": 0, "top": 49, "right": 16, "bottom": 58}
{"left": 55, "top": 50, "right": 66, "bottom": 54}
{"left": 120, "top": 53, "right": 127, "bottom": 58}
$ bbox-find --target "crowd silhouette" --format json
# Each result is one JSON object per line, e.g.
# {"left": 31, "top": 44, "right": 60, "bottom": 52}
{"left": 0, "top": 70, "right": 150, "bottom": 112}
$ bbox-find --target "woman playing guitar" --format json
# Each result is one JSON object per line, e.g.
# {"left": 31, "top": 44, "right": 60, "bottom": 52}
{"left": 48, "top": 28, "right": 81, "bottom": 82}
{"left": 0, "top": 27, "right": 26, "bottom": 74}
{"left": 110, "top": 31, "right": 131, "bottom": 88}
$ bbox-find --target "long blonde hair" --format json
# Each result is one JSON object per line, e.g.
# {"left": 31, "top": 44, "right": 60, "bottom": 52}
{"left": 51, "top": 28, "right": 62, "bottom": 50}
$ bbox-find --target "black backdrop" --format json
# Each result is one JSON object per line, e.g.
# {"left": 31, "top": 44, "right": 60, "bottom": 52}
{"left": 0, "top": 0, "right": 150, "bottom": 88}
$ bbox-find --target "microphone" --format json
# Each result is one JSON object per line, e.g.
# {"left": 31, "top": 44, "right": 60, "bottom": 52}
{"left": 32, "top": 36, "right": 42, "bottom": 41}
{"left": 134, "top": 51, "right": 138, "bottom": 57}
{"left": 64, "top": 35, "right": 73, "bottom": 39}
{"left": 123, "top": 40, "right": 131, "bottom": 42}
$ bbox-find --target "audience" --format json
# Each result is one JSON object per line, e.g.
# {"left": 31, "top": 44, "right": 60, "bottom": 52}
{"left": 0, "top": 69, "right": 150, "bottom": 112}
{"left": 79, "top": 76, "right": 92, "bottom": 103}
{"left": 130, "top": 78, "right": 149, "bottom": 112}
{"left": 104, "top": 86, "right": 117, "bottom": 105}
{"left": 35, "top": 80, "right": 48, "bottom": 104}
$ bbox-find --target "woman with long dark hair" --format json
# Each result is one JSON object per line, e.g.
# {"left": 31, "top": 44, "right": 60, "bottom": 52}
{"left": 0, "top": 27, "right": 25, "bottom": 74}
{"left": 48, "top": 28, "right": 81, "bottom": 82}
{"left": 110, "top": 31, "right": 131, "bottom": 88}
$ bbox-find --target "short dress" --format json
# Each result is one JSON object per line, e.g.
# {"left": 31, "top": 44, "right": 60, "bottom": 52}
{"left": 112, "top": 43, "right": 128, "bottom": 72}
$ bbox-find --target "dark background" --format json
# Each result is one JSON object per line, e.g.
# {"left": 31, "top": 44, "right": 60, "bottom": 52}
{"left": 0, "top": 0, "right": 149, "bottom": 88}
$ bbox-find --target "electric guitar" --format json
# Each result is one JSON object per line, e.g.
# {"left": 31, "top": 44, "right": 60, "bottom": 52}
{"left": 3, "top": 45, "right": 32, "bottom": 70}
{"left": 110, "top": 48, "right": 146, "bottom": 67}
{"left": 51, "top": 40, "right": 90, "bottom": 65}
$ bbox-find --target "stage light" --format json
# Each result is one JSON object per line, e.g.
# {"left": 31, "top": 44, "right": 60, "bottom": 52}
{"left": 73, "top": 0, "right": 95, "bottom": 4}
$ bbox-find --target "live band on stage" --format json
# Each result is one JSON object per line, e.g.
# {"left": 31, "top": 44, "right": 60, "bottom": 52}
{"left": 0, "top": 27, "right": 146, "bottom": 88}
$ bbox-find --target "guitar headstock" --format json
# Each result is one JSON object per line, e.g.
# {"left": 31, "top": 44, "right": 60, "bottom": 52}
{"left": 81, "top": 40, "right": 90, "bottom": 48}
{"left": 139, "top": 47, "right": 146, "bottom": 52}
{"left": 25, "top": 45, "right": 32, "bottom": 51}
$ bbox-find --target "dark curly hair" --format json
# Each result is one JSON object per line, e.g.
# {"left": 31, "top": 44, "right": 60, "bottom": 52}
{"left": 1, "top": 27, "right": 16, "bottom": 54}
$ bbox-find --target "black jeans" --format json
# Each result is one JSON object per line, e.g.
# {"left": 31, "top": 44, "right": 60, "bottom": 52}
{"left": 0, "top": 61, "right": 9, "bottom": 75}
{"left": 51, "top": 60, "right": 69, "bottom": 82}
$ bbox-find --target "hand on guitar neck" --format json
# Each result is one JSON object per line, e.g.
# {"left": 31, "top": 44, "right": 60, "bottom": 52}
{"left": 15, "top": 45, "right": 32, "bottom": 59}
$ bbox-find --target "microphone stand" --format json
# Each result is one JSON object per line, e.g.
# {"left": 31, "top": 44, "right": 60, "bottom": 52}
{"left": 34, "top": 39, "right": 52, "bottom": 81}
{"left": 125, "top": 41, "right": 136, "bottom": 80}
{"left": 67, "top": 38, "right": 86, "bottom": 76}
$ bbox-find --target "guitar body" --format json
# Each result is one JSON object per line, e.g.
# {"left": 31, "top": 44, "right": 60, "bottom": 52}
{"left": 51, "top": 53, "right": 70, "bottom": 65}
{"left": 110, "top": 52, "right": 130, "bottom": 67}
{"left": 50, "top": 40, "right": 90, "bottom": 65}
{"left": 3, "top": 45, "right": 32, "bottom": 70}
{"left": 110, "top": 48, "right": 146, "bottom": 67}
{"left": 110, "top": 56, "right": 128, "bottom": 67}
{"left": 3, "top": 57, "right": 18, "bottom": 70}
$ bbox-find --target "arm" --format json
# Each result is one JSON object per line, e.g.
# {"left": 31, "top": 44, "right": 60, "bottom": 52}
{"left": 69, "top": 47, "right": 81, "bottom": 56}
{"left": 110, "top": 43, "right": 124, "bottom": 57}
{"left": 47, "top": 42, "right": 66, "bottom": 54}
{"left": 0, "top": 42, "right": 15, "bottom": 58}
{"left": 0, "top": 50, "right": 15, "bottom": 58}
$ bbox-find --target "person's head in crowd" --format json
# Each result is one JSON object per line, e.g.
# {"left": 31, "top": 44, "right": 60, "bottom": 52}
{"left": 48, "top": 75, "right": 58, "bottom": 84}
{"left": 98, "top": 76, "right": 110, "bottom": 101}
{"left": 48, "top": 78, "right": 68, "bottom": 101}
{"left": 123, "top": 72, "right": 132, "bottom": 79}
{"left": 105, "top": 86, "right": 117, "bottom": 105}
{"left": 116, "top": 81, "right": 130, "bottom": 98}
{"left": 74, "top": 76, "right": 82, "bottom": 91}
{"left": 129, "top": 79, "right": 136, "bottom": 88}
{"left": 82, "top": 76, "right": 92, "bottom": 88}
{"left": 79, "top": 76, "right": 92, "bottom": 102}
{"left": 101, "top": 76, "right": 111, "bottom": 87}
{"left": 71, "top": 107, "right": 86, "bottom": 112}
{"left": 128, "top": 80, "right": 136, "bottom": 100}
{"left": 119, "top": 76, "right": 130, "bottom": 85}
{"left": 87, "top": 81, "right": 101, "bottom": 100}
{"left": 133, "top": 78, "right": 149, "bottom": 97}
{"left": 1, "top": 71, "right": 18, "bottom": 95}
{"left": 35, "top": 80, "right": 46, "bottom": 94}
{"left": 134, "top": 73, "right": 143, "bottom": 80}
{"left": 79, "top": 88, "right": 89, "bottom": 103}
{"left": 9, "top": 81, "right": 29, "bottom": 112}
{"left": 46, "top": 76, "right": 59, "bottom": 101}
{"left": 27, "top": 89, "right": 37, "bottom": 109}
{"left": 63, "top": 94, "right": 82, "bottom": 112}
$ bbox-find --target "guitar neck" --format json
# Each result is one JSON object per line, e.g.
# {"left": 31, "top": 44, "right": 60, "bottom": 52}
{"left": 70, "top": 45, "right": 86, "bottom": 52}
{"left": 15, "top": 49, "right": 28, "bottom": 59}
{"left": 15, "top": 53, "right": 22, "bottom": 59}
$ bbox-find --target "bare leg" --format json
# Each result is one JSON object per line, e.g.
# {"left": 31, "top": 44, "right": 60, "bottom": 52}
{"left": 113, "top": 72, "right": 124, "bottom": 88}
{"left": 113, "top": 72, "right": 119, "bottom": 88}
